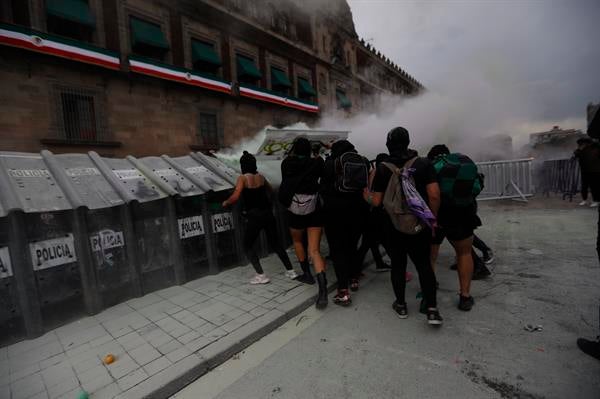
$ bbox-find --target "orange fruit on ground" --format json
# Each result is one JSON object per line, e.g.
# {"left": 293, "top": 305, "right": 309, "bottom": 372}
{"left": 103, "top": 354, "right": 115, "bottom": 365}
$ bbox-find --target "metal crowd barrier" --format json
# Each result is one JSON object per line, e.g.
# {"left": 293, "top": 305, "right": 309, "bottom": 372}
{"left": 538, "top": 158, "right": 581, "bottom": 201}
{"left": 476, "top": 158, "right": 534, "bottom": 201}
{"left": 0, "top": 150, "right": 257, "bottom": 346}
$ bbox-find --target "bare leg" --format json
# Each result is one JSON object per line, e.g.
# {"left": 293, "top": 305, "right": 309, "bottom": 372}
{"left": 307, "top": 226, "right": 326, "bottom": 273}
{"left": 290, "top": 228, "right": 307, "bottom": 262}
{"left": 450, "top": 237, "right": 474, "bottom": 297}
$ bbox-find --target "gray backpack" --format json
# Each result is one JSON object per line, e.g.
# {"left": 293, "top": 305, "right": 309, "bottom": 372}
{"left": 382, "top": 158, "right": 423, "bottom": 235}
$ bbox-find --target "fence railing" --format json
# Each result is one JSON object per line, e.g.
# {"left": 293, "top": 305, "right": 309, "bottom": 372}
{"left": 476, "top": 158, "right": 534, "bottom": 201}
{"left": 538, "top": 158, "right": 581, "bottom": 200}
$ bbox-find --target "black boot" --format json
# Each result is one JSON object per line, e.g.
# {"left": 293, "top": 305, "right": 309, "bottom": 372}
{"left": 295, "top": 260, "right": 315, "bottom": 285}
{"left": 315, "top": 272, "right": 328, "bottom": 309}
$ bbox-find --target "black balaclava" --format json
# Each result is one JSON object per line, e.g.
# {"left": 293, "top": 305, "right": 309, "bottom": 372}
{"left": 386, "top": 126, "right": 410, "bottom": 156}
{"left": 240, "top": 151, "right": 257, "bottom": 174}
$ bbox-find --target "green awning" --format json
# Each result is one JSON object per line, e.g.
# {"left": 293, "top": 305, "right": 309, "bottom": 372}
{"left": 271, "top": 67, "right": 291, "bottom": 88}
{"left": 336, "top": 90, "right": 352, "bottom": 109}
{"left": 130, "top": 17, "right": 169, "bottom": 50}
{"left": 192, "top": 40, "right": 221, "bottom": 66}
{"left": 237, "top": 55, "right": 262, "bottom": 79}
{"left": 298, "top": 77, "right": 316, "bottom": 97}
{"left": 46, "top": 0, "right": 95, "bottom": 27}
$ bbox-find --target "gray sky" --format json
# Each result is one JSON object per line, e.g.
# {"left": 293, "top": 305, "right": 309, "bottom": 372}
{"left": 346, "top": 0, "right": 600, "bottom": 142}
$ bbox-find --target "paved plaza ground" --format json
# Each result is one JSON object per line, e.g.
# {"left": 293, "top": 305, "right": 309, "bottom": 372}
{"left": 2, "top": 197, "right": 599, "bottom": 399}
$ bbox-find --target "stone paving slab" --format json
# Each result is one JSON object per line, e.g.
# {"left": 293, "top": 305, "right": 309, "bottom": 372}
{"left": 2, "top": 251, "right": 347, "bottom": 399}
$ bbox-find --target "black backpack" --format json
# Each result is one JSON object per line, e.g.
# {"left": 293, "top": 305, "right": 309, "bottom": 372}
{"left": 334, "top": 152, "right": 368, "bottom": 193}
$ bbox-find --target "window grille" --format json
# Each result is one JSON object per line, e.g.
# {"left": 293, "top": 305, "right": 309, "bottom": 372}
{"left": 52, "top": 85, "right": 108, "bottom": 143}
{"left": 198, "top": 112, "right": 220, "bottom": 149}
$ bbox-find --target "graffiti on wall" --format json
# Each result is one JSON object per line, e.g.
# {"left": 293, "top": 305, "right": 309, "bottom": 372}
{"left": 90, "top": 229, "right": 125, "bottom": 269}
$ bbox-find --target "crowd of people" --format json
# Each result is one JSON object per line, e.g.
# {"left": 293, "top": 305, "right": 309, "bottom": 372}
{"left": 223, "top": 126, "right": 496, "bottom": 327}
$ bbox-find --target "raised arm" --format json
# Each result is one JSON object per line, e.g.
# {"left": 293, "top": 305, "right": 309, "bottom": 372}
{"left": 222, "top": 175, "right": 245, "bottom": 207}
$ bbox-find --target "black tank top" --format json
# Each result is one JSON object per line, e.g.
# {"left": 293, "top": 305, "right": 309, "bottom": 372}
{"left": 242, "top": 184, "right": 270, "bottom": 211}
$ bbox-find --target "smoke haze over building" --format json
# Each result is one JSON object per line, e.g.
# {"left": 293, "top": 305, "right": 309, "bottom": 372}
{"left": 343, "top": 0, "right": 600, "bottom": 154}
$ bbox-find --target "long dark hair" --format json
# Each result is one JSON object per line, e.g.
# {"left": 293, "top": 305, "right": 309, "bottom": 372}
{"left": 240, "top": 151, "right": 257, "bottom": 174}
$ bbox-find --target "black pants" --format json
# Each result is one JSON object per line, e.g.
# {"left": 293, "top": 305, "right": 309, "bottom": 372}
{"left": 357, "top": 209, "right": 387, "bottom": 269}
{"left": 582, "top": 172, "right": 590, "bottom": 200}
{"left": 597, "top": 206, "right": 599, "bottom": 264}
{"left": 383, "top": 222, "right": 437, "bottom": 308}
{"left": 583, "top": 172, "right": 600, "bottom": 201}
{"left": 473, "top": 234, "right": 490, "bottom": 255}
{"left": 325, "top": 207, "right": 365, "bottom": 290}
{"left": 244, "top": 208, "right": 293, "bottom": 274}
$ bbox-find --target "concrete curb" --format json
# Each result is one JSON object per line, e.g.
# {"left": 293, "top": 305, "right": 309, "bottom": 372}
{"left": 125, "top": 270, "right": 343, "bottom": 399}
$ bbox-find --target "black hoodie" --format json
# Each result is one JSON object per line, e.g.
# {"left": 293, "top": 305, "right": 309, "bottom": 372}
{"left": 371, "top": 149, "right": 437, "bottom": 204}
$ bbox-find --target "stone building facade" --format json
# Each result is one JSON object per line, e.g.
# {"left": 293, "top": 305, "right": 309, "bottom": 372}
{"left": 0, "top": 0, "right": 423, "bottom": 157}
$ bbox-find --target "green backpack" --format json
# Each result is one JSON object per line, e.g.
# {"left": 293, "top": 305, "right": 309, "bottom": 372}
{"left": 432, "top": 153, "right": 482, "bottom": 207}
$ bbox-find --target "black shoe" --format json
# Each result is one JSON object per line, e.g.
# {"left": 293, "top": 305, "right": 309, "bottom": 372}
{"left": 296, "top": 261, "right": 315, "bottom": 285}
{"left": 295, "top": 273, "right": 316, "bottom": 285}
{"left": 577, "top": 337, "right": 600, "bottom": 360}
{"left": 482, "top": 250, "right": 495, "bottom": 265}
{"left": 315, "top": 272, "right": 328, "bottom": 309}
{"left": 427, "top": 308, "right": 443, "bottom": 325}
{"left": 450, "top": 263, "right": 458, "bottom": 270}
{"left": 350, "top": 278, "right": 360, "bottom": 292}
{"left": 472, "top": 263, "right": 491, "bottom": 280}
{"left": 392, "top": 301, "right": 408, "bottom": 319}
{"left": 375, "top": 262, "right": 392, "bottom": 272}
{"left": 458, "top": 295, "right": 474, "bottom": 311}
{"left": 333, "top": 289, "right": 352, "bottom": 306}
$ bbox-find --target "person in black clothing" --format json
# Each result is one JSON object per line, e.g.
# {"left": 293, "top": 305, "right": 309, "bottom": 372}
{"left": 223, "top": 151, "right": 297, "bottom": 285}
{"left": 279, "top": 137, "right": 329, "bottom": 308}
{"left": 357, "top": 153, "right": 392, "bottom": 273}
{"left": 427, "top": 144, "right": 480, "bottom": 311}
{"left": 321, "top": 140, "right": 369, "bottom": 305}
{"left": 365, "top": 127, "right": 443, "bottom": 325}
{"left": 574, "top": 137, "right": 600, "bottom": 207}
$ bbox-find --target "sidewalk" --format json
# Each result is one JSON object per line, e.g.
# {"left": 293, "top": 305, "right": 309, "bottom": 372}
{"left": 0, "top": 254, "right": 341, "bottom": 399}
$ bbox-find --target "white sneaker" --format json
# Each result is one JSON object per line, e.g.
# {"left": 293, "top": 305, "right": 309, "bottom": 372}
{"left": 285, "top": 270, "right": 298, "bottom": 279}
{"left": 579, "top": 201, "right": 589, "bottom": 206}
{"left": 591, "top": 202, "right": 599, "bottom": 208}
{"left": 250, "top": 274, "right": 270, "bottom": 285}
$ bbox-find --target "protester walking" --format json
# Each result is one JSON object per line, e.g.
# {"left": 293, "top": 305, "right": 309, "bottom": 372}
{"left": 574, "top": 137, "right": 600, "bottom": 208}
{"left": 366, "top": 127, "right": 443, "bottom": 325}
{"left": 279, "top": 137, "right": 328, "bottom": 308}
{"left": 321, "top": 140, "right": 369, "bottom": 305}
{"left": 427, "top": 144, "right": 483, "bottom": 311}
{"left": 223, "top": 151, "right": 297, "bottom": 285}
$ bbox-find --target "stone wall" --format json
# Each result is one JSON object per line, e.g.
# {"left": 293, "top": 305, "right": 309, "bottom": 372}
{"left": 0, "top": 48, "right": 314, "bottom": 157}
